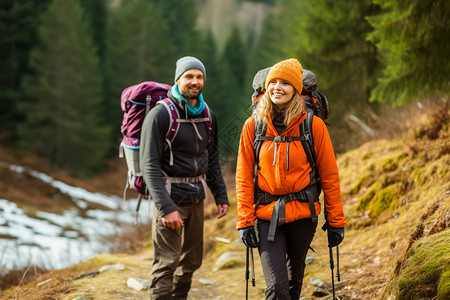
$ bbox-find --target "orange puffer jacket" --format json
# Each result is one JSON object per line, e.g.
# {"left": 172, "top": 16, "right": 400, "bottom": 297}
{"left": 236, "top": 111, "right": 346, "bottom": 230}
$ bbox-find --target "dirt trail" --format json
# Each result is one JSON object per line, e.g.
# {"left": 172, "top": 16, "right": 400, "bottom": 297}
{"left": 50, "top": 223, "right": 389, "bottom": 300}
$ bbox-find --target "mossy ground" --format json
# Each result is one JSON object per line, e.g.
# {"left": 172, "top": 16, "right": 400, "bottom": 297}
{"left": 1, "top": 100, "right": 449, "bottom": 300}
{"left": 396, "top": 230, "right": 449, "bottom": 300}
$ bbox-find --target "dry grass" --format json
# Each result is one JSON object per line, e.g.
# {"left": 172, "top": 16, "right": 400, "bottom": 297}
{"left": 334, "top": 99, "right": 450, "bottom": 299}
{"left": 0, "top": 99, "right": 448, "bottom": 299}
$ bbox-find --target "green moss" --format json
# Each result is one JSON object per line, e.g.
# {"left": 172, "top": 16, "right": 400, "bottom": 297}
{"left": 437, "top": 270, "right": 450, "bottom": 300}
{"left": 350, "top": 174, "right": 369, "bottom": 195}
{"left": 356, "top": 180, "right": 383, "bottom": 212}
{"left": 380, "top": 153, "right": 408, "bottom": 172}
{"left": 367, "top": 183, "right": 401, "bottom": 218}
{"left": 411, "top": 167, "right": 424, "bottom": 184}
{"left": 397, "top": 231, "right": 450, "bottom": 300}
{"left": 411, "top": 160, "right": 450, "bottom": 185}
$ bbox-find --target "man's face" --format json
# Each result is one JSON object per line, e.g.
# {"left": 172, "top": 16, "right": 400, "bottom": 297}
{"left": 176, "top": 69, "right": 204, "bottom": 100}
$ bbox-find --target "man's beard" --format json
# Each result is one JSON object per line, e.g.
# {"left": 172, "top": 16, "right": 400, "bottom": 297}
{"left": 180, "top": 85, "right": 201, "bottom": 99}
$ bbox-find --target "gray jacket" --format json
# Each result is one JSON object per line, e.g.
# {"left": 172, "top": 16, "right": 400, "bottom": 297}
{"left": 140, "top": 88, "right": 229, "bottom": 216}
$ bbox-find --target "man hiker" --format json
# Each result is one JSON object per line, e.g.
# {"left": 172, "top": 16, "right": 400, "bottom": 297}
{"left": 140, "top": 56, "right": 229, "bottom": 300}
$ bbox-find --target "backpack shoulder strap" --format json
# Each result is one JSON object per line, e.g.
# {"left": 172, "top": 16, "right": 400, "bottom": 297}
{"left": 300, "top": 108, "right": 316, "bottom": 169}
{"left": 202, "top": 103, "right": 213, "bottom": 141}
{"left": 253, "top": 118, "right": 268, "bottom": 206}
{"left": 158, "top": 98, "right": 181, "bottom": 144}
{"left": 157, "top": 98, "right": 181, "bottom": 167}
{"left": 253, "top": 118, "right": 268, "bottom": 164}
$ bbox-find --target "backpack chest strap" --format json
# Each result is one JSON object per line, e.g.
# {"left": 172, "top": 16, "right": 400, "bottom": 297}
{"left": 255, "top": 135, "right": 307, "bottom": 170}
{"left": 177, "top": 117, "right": 211, "bottom": 141}
{"left": 178, "top": 117, "right": 210, "bottom": 123}
{"left": 255, "top": 135, "right": 305, "bottom": 143}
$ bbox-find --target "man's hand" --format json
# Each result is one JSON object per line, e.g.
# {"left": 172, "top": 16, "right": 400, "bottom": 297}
{"left": 217, "top": 204, "right": 229, "bottom": 219}
{"left": 162, "top": 210, "right": 184, "bottom": 230}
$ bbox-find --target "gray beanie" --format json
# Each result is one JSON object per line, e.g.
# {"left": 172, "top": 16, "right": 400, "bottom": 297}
{"left": 174, "top": 56, "right": 206, "bottom": 82}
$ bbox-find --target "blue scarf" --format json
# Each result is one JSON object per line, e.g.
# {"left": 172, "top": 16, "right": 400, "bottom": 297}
{"left": 171, "top": 85, "right": 205, "bottom": 116}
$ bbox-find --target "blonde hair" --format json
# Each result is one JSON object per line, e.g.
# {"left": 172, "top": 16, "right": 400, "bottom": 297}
{"left": 254, "top": 92, "right": 304, "bottom": 126}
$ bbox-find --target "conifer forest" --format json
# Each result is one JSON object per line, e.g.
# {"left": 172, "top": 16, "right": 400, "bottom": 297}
{"left": 1, "top": 0, "right": 448, "bottom": 177}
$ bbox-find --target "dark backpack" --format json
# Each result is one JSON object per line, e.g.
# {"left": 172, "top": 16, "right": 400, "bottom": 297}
{"left": 301, "top": 70, "right": 330, "bottom": 122}
{"left": 252, "top": 69, "right": 330, "bottom": 241}
{"left": 119, "top": 81, "right": 213, "bottom": 210}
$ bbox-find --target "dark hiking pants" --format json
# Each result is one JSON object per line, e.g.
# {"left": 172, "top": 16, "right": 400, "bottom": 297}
{"left": 257, "top": 218, "right": 317, "bottom": 300}
{"left": 150, "top": 201, "right": 204, "bottom": 300}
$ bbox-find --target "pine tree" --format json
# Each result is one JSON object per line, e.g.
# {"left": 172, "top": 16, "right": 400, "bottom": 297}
{"left": 79, "top": 0, "right": 113, "bottom": 155}
{"left": 79, "top": 0, "right": 107, "bottom": 58}
{"left": 192, "top": 29, "right": 235, "bottom": 165}
{"left": 367, "top": 0, "right": 450, "bottom": 104}
{"left": 105, "top": 0, "right": 176, "bottom": 145}
{"left": 195, "top": 30, "right": 221, "bottom": 111}
{"left": 277, "top": 0, "right": 380, "bottom": 152}
{"left": 222, "top": 26, "right": 248, "bottom": 93}
{"left": 153, "top": 0, "right": 200, "bottom": 57}
{"left": 247, "top": 10, "right": 286, "bottom": 84}
{"left": 18, "top": 0, "right": 110, "bottom": 177}
{"left": 0, "top": 0, "right": 50, "bottom": 144}
{"left": 218, "top": 26, "right": 249, "bottom": 159}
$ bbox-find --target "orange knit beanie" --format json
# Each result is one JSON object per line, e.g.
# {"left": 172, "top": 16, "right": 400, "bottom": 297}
{"left": 265, "top": 58, "right": 304, "bottom": 94}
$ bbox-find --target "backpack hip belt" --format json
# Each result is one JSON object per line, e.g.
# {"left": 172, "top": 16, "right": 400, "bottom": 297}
{"left": 255, "top": 184, "right": 320, "bottom": 242}
{"left": 162, "top": 171, "right": 209, "bottom": 202}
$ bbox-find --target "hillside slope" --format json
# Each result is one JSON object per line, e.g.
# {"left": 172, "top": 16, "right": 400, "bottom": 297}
{"left": 0, "top": 100, "right": 449, "bottom": 300}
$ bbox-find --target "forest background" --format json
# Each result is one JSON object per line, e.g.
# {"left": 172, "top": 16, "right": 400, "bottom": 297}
{"left": 0, "top": 0, "right": 448, "bottom": 178}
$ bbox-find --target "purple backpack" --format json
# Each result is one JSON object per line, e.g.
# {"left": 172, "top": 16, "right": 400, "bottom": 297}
{"left": 119, "top": 81, "right": 213, "bottom": 207}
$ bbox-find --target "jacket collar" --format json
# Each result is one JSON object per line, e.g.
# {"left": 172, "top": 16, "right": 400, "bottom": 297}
{"left": 264, "top": 109, "right": 307, "bottom": 136}
{"left": 170, "top": 85, "right": 205, "bottom": 117}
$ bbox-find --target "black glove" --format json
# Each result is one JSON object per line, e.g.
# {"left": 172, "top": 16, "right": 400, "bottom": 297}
{"left": 239, "top": 226, "right": 258, "bottom": 248}
{"left": 328, "top": 226, "right": 344, "bottom": 247}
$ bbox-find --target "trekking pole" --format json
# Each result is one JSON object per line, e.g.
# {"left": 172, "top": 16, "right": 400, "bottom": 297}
{"left": 245, "top": 246, "right": 249, "bottom": 300}
{"left": 250, "top": 247, "right": 255, "bottom": 287}
{"left": 336, "top": 245, "right": 341, "bottom": 282}
{"left": 329, "top": 246, "right": 336, "bottom": 300}
{"left": 322, "top": 212, "right": 337, "bottom": 300}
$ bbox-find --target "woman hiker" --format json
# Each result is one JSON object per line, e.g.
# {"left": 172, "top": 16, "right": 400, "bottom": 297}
{"left": 235, "top": 58, "right": 346, "bottom": 299}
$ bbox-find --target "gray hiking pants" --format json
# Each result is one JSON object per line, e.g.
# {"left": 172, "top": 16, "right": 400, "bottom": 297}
{"left": 150, "top": 201, "right": 204, "bottom": 300}
{"left": 257, "top": 218, "right": 317, "bottom": 300}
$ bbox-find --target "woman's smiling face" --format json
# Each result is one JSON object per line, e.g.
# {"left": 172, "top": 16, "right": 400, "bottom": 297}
{"left": 267, "top": 78, "right": 295, "bottom": 109}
